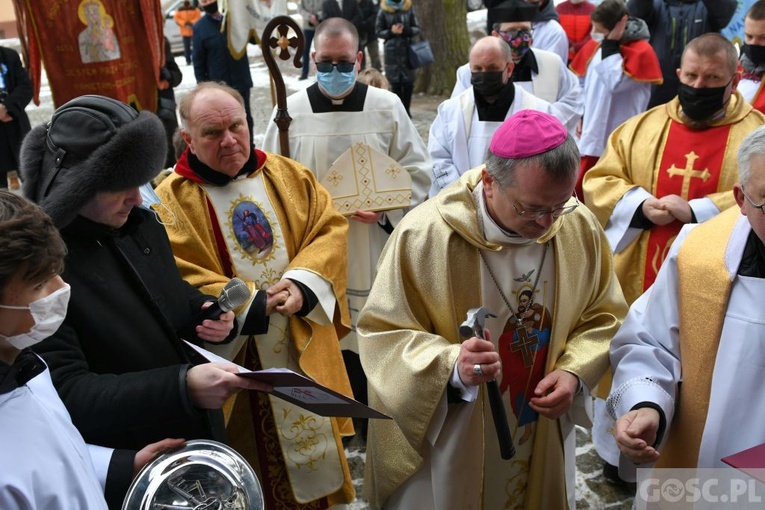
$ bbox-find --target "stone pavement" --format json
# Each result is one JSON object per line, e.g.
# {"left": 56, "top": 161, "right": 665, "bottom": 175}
{"left": 23, "top": 53, "right": 636, "bottom": 509}
{"left": 344, "top": 425, "right": 635, "bottom": 509}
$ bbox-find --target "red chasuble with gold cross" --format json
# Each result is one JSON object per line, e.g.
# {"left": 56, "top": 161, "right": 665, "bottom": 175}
{"left": 644, "top": 122, "right": 730, "bottom": 290}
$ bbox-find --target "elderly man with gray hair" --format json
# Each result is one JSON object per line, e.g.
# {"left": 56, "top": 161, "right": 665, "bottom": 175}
{"left": 358, "top": 109, "right": 627, "bottom": 509}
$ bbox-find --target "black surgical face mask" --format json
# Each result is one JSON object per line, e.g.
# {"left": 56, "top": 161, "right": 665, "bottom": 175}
{"left": 744, "top": 44, "right": 765, "bottom": 67}
{"left": 471, "top": 71, "right": 506, "bottom": 98}
{"left": 202, "top": 1, "right": 218, "bottom": 14}
{"left": 677, "top": 80, "right": 730, "bottom": 122}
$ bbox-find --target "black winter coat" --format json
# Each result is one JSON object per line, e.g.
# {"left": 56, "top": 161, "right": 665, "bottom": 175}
{"left": 359, "top": 0, "right": 379, "bottom": 43}
{"left": 321, "top": 0, "right": 364, "bottom": 36}
{"left": 0, "top": 46, "right": 32, "bottom": 177}
{"left": 192, "top": 14, "right": 253, "bottom": 91}
{"left": 35, "top": 209, "right": 227, "bottom": 502}
{"left": 376, "top": 2, "right": 420, "bottom": 84}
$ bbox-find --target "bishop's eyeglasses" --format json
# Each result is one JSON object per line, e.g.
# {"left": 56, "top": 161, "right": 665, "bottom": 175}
{"left": 499, "top": 185, "right": 580, "bottom": 219}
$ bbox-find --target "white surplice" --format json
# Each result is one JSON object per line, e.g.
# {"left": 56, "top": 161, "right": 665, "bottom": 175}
{"left": 428, "top": 85, "right": 553, "bottom": 197}
{"left": 738, "top": 76, "right": 761, "bottom": 105}
{"left": 0, "top": 360, "right": 109, "bottom": 509}
{"left": 450, "top": 48, "right": 583, "bottom": 133}
{"left": 577, "top": 46, "right": 651, "bottom": 159}
{"left": 262, "top": 85, "right": 431, "bottom": 351}
{"left": 531, "top": 20, "right": 569, "bottom": 64}
{"left": 607, "top": 215, "right": 765, "bottom": 478}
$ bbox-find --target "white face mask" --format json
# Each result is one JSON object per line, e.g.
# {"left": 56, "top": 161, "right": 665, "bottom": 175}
{"left": 590, "top": 31, "right": 605, "bottom": 43}
{"left": 0, "top": 284, "right": 70, "bottom": 350}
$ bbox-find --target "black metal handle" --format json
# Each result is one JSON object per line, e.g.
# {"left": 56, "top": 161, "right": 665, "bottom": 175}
{"left": 486, "top": 379, "right": 515, "bottom": 460}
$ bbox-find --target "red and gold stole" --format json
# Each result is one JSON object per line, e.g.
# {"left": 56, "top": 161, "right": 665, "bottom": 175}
{"left": 644, "top": 121, "right": 730, "bottom": 290}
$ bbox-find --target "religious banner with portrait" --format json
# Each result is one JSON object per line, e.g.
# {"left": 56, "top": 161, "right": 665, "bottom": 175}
{"left": 12, "top": 0, "right": 163, "bottom": 110}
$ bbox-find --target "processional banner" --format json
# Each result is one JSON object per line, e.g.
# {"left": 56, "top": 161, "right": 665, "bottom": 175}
{"left": 12, "top": 0, "right": 163, "bottom": 110}
{"left": 221, "top": 0, "right": 289, "bottom": 58}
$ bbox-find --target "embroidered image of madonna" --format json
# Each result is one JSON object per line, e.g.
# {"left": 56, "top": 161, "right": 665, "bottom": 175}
{"left": 232, "top": 202, "right": 273, "bottom": 258}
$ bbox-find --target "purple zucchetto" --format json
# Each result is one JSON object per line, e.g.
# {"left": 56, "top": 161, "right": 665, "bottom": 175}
{"left": 489, "top": 109, "right": 568, "bottom": 159}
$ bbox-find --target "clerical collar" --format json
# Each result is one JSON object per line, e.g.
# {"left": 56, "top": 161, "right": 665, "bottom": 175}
{"left": 0, "top": 350, "right": 45, "bottom": 395}
{"left": 307, "top": 82, "right": 369, "bottom": 113}
{"left": 738, "top": 229, "right": 765, "bottom": 279}
{"left": 473, "top": 182, "right": 537, "bottom": 246}
{"left": 475, "top": 81, "right": 515, "bottom": 122}
{"left": 185, "top": 150, "right": 262, "bottom": 186}
{"left": 511, "top": 50, "right": 538, "bottom": 84}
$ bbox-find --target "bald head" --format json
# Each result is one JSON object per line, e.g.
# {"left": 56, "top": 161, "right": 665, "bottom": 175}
{"left": 315, "top": 17, "right": 359, "bottom": 50}
{"left": 470, "top": 36, "right": 513, "bottom": 67}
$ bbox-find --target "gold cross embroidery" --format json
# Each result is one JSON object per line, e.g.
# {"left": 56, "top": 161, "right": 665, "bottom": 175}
{"left": 666, "top": 151, "right": 712, "bottom": 199}
{"left": 326, "top": 170, "right": 343, "bottom": 187}
{"left": 512, "top": 326, "right": 538, "bottom": 368}
{"left": 385, "top": 164, "right": 401, "bottom": 179}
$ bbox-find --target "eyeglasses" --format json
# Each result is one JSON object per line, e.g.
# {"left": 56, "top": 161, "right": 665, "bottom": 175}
{"left": 742, "top": 187, "right": 765, "bottom": 215}
{"left": 315, "top": 61, "right": 356, "bottom": 73}
{"left": 498, "top": 185, "right": 580, "bottom": 219}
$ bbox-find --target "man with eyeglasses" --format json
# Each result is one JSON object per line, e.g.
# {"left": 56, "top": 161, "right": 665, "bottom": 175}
{"left": 606, "top": 125, "right": 765, "bottom": 480}
{"left": 358, "top": 110, "right": 627, "bottom": 509}
{"left": 451, "top": 1, "right": 582, "bottom": 135}
{"left": 262, "top": 17, "right": 431, "bottom": 447}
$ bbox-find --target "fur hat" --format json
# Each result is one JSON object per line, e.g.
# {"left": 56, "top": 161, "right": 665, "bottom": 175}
{"left": 20, "top": 95, "right": 167, "bottom": 228}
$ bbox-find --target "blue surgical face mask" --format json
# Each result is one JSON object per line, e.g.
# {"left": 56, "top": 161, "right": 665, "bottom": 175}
{"left": 317, "top": 67, "right": 357, "bottom": 99}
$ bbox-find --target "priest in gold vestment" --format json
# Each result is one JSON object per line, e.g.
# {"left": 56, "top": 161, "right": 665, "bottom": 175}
{"left": 584, "top": 33, "right": 765, "bottom": 306}
{"left": 582, "top": 33, "right": 765, "bottom": 481}
{"left": 154, "top": 83, "right": 356, "bottom": 509}
{"left": 358, "top": 111, "right": 627, "bottom": 509}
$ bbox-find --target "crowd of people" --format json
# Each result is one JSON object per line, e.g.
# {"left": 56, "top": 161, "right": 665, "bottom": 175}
{"left": 3, "top": 0, "right": 765, "bottom": 509}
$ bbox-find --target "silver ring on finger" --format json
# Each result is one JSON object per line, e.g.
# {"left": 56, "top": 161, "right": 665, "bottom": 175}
{"left": 473, "top": 363, "right": 484, "bottom": 376}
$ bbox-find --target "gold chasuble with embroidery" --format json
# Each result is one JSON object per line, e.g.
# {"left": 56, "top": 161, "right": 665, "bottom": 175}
{"left": 584, "top": 92, "right": 765, "bottom": 305}
{"left": 358, "top": 169, "right": 627, "bottom": 509}
{"left": 154, "top": 150, "right": 355, "bottom": 508}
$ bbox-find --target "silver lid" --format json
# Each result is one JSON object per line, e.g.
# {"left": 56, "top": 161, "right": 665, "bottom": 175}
{"left": 122, "top": 439, "right": 264, "bottom": 510}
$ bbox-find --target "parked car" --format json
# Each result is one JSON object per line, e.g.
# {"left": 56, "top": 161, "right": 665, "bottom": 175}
{"left": 164, "top": 0, "right": 188, "bottom": 56}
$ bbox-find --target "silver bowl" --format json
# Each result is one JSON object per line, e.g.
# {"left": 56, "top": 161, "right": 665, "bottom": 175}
{"left": 122, "top": 439, "right": 264, "bottom": 510}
